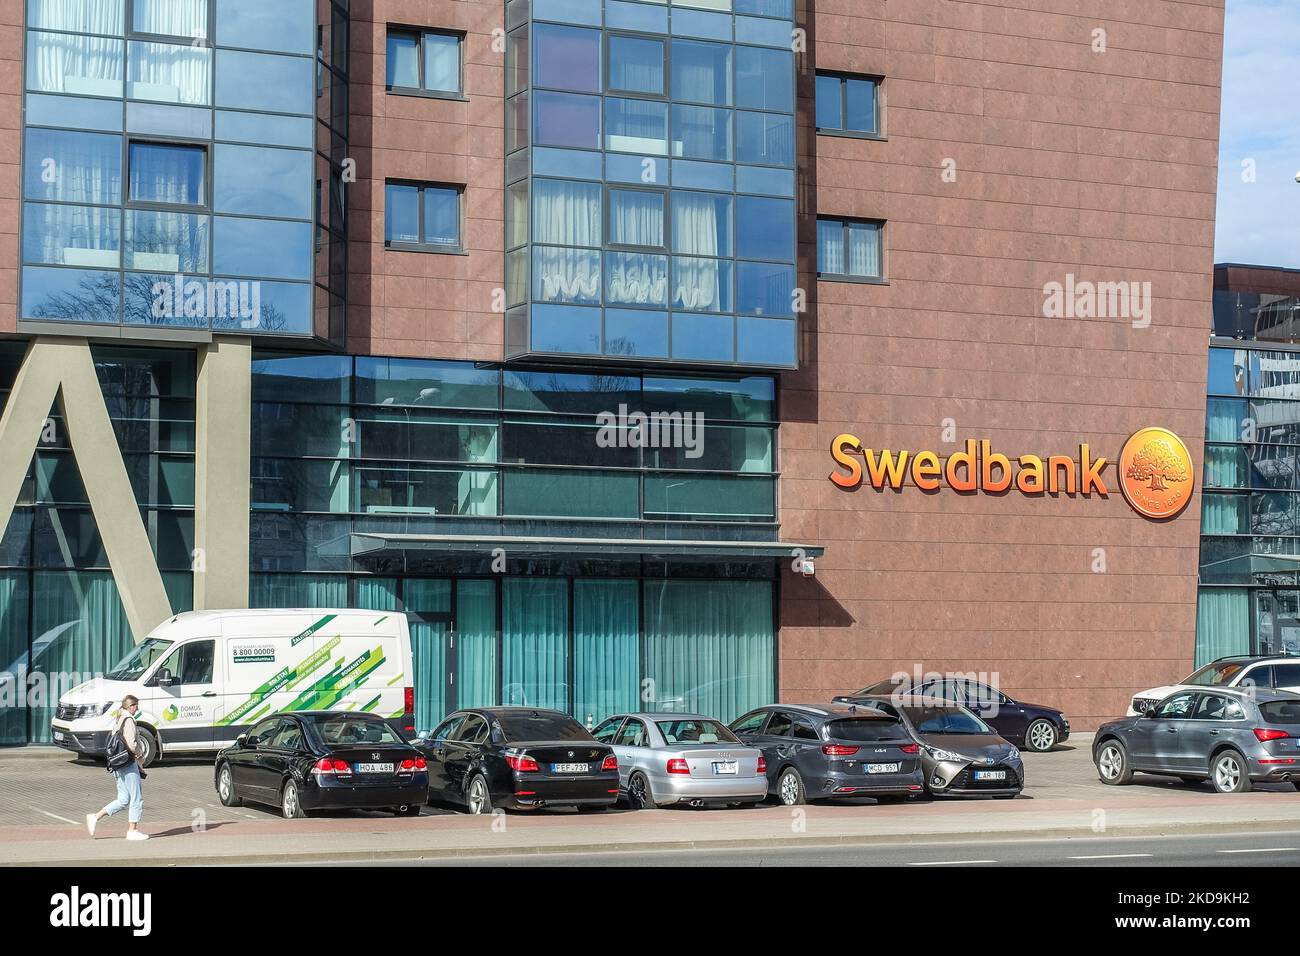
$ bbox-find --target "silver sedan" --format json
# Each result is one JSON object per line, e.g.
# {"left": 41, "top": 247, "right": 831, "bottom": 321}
{"left": 592, "top": 713, "right": 769, "bottom": 809}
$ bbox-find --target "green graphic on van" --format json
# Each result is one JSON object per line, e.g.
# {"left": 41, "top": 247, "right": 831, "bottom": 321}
{"left": 163, "top": 704, "right": 179, "bottom": 722}
{"left": 217, "top": 635, "right": 341, "bottom": 726}
{"left": 281, "top": 646, "right": 387, "bottom": 712}
{"left": 291, "top": 614, "right": 337, "bottom": 647}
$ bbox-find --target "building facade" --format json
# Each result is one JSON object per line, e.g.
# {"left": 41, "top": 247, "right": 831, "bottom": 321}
{"left": 0, "top": 0, "right": 1224, "bottom": 745}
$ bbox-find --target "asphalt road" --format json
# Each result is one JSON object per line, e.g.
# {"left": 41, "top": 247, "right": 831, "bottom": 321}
{"left": 361, "top": 831, "right": 1300, "bottom": 867}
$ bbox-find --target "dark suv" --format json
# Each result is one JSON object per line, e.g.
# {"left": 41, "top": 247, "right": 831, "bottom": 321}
{"left": 729, "top": 703, "right": 924, "bottom": 805}
{"left": 835, "top": 676, "right": 1070, "bottom": 752}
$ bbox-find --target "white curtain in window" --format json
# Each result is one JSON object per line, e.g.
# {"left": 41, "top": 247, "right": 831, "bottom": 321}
{"left": 816, "top": 219, "right": 843, "bottom": 274}
{"left": 29, "top": 0, "right": 124, "bottom": 34}
{"left": 134, "top": 0, "right": 207, "bottom": 39}
{"left": 27, "top": 203, "right": 120, "bottom": 265}
{"left": 607, "top": 253, "right": 667, "bottom": 305}
{"left": 29, "top": 32, "right": 125, "bottom": 96}
{"left": 1195, "top": 588, "right": 1249, "bottom": 666}
{"left": 128, "top": 42, "right": 210, "bottom": 104}
{"left": 130, "top": 145, "right": 203, "bottom": 205}
{"left": 31, "top": 131, "right": 122, "bottom": 205}
{"left": 846, "top": 221, "right": 880, "bottom": 276}
{"left": 673, "top": 193, "right": 725, "bottom": 310}
{"left": 532, "top": 180, "right": 600, "bottom": 246}
{"left": 535, "top": 247, "right": 600, "bottom": 303}
{"left": 674, "top": 257, "right": 721, "bottom": 311}
{"left": 609, "top": 191, "right": 662, "bottom": 247}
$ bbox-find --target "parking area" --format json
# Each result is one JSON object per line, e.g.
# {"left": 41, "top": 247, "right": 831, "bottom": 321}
{"left": 2, "top": 734, "right": 1297, "bottom": 830}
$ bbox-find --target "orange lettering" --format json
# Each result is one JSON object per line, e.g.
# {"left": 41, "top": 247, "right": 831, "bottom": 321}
{"left": 830, "top": 434, "right": 863, "bottom": 489}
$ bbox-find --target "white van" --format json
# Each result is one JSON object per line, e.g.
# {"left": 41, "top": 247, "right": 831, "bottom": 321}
{"left": 50, "top": 609, "right": 415, "bottom": 767}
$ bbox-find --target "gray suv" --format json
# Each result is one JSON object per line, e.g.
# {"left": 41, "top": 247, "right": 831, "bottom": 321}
{"left": 729, "top": 703, "right": 924, "bottom": 805}
{"left": 1094, "top": 688, "right": 1300, "bottom": 793}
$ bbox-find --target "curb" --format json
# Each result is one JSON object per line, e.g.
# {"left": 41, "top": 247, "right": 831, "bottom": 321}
{"left": 9, "top": 818, "right": 1299, "bottom": 867}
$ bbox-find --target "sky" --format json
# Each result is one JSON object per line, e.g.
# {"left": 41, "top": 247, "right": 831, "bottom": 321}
{"left": 1214, "top": 0, "right": 1300, "bottom": 268}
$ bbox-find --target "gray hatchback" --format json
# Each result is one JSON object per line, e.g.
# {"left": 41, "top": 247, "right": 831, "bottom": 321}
{"left": 1094, "top": 688, "right": 1300, "bottom": 793}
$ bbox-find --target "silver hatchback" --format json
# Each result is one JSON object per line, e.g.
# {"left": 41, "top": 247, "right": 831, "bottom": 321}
{"left": 592, "top": 713, "right": 768, "bottom": 809}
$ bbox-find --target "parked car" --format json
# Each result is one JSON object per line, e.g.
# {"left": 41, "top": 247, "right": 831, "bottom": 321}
{"left": 412, "top": 708, "right": 619, "bottom": 813}
{"left": 214, "top": 711, "right": 428, "bottom": 819}
{"left": 729, "top": 703, "right": 924, "bottom": 805}
{"left": 1095, "top": 688, "right": 1300, "bottom": 793}
{"left": 1127, "top": 655, "right": 1300, "bottom": 716}
{"left": 592, "top": 712, "right": 768, "bottom": 809}
{"left": 835, "top": 675, "right": 1069, "bottom": 752}
{"left": 855, "top": 695, "right": 1024, "bottom": 798}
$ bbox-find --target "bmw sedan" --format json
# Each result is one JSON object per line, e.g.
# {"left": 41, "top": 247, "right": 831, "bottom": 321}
{"left": 592, "top": 713, "right": 768, "bottom": 809}
{"left": 215, "top": 711, "right": 428, "bottom": 819}
{"left": 412, "top": 708, "right": 620, "bottom": 813}
{"left": 730, "top": 703, "right": 924, "bottom": 805}
{"left": 1094, "top": 688, "right": 1300, "bottom": 793}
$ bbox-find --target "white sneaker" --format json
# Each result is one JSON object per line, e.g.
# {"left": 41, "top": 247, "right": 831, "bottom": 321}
{"left": 86, "top": 814, "right": 97, "bottom": 838}
{"left": 125, "top": 830, "right": 149, "bottom": 841}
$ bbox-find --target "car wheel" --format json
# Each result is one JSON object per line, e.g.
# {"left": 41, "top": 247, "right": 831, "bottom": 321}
{"left": 1095, "top": 740, "right": 1133, "bottom": 785}
{"left": 1025, "top": 719, "right": 1057, "bottom": 753}
{"left": 216, "top": 762, "right": 241, "bottom": 807}
{"left": 777, "top": 767, "right": 806, "bottom": 806}
{"left": 136, "top": 727, "right": 159, "bottom": 768}
{"left": 466, "top": 773, "right": 493, "bottom": 815}
{"left": 1211, "top": 751, "right": 1251, "bottom": 794}
{"left": 1292, "top": 780, "right": 1300, "bottom": 792}
{"left": 625, "top": 772, "right": 654, "bottom": 810}
{"left": 281, "top": 779, "right": 308, "bottom": 819}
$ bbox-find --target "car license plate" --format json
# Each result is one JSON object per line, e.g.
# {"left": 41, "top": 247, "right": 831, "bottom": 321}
{"left": 973, "top": 770, "right": 1006, "bottom": 781}
{"left": 712, "top": 761, "right": 738, "bottom": 775}
{"left": 867, "top": 762, "right": 900, "bottom": 774}
{"left": 53, "top": 731, "right": 64, "bottom": 742}
{"left": 552, "top": 762, "right": 589, "bottom": 773}
{"left": 356, "top": 762, "right": 393, "bottom": 774}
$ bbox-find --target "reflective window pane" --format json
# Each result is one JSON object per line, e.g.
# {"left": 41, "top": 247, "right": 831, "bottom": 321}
{"left": 815, "top": 74, "right": 842, "bottom": 129}
{"left": 216, "top": 0, "right": 314, "bottom": 54}
{"left": 605, "top": 251, "right": 668, "bottom": 306}
{"left": 124, "top": 209, "right": 209, "bottom": 272}
{"left": 534, "top": 247, "right": 601, "bottom": 304}
{"left": 215, "top": 144, "right": 312, "bottom": 219}
{"left": 736, "top": 110, "right": 793, "bottom": 165}
{"left": 424, "top": 33, "right": 461, "bottom": 93}
{"left": 609, "top": 35, "right": 664, "bottom": 94}
{"left": 24, "top": 129, "right": 123, "bottom": 205}
{"left": 534, "top": 23, "right": 601, "bottom": 92}
{"left": 736, "top": 261, "right": 794, "bottom": 316}
{"left": 673, "top": 257, "right": 733, "bottom": 312}
{"left": 735, "top": 47, "right": 792, "bottom": 112}
{"left": 424, "top": 186, "right": 461, "bottom": 247}
{"left": 215, "top": 49, "right": 314, "bottom": 114}
{"left": 28, "top": 0, "right": 125, "bottom": 34}
{"left": 672, "top": 191, "right": 731, "bottom": 257}
{"left": 127, "top": 41, "right": 211, "bottom": 105}
{"left": 606, "top": 98, "right": 668, "bottom": 155}
{"left": 22, "top": 203, "right": 122, "bottom": 267}
{"left": 671, "top": 313, "right": 734, "bottom": 361}
{"left": 534, "top": 91, "right": 601, "bottom": 149}
{"left": 385, "top": 183, "right": 419, "bottom": 244}
{"left": 213, "top": 216, "right": 312, "bottom": 279}
{"left": 533, "top": 179, "right": 602, "bottom": 247}
{"left": 22, "top": 266, "right": 121, "bottom": 323}
{"left": 608, "top": 189, "right": 664, "bottom": 247}
{"left": 386, "top": 31, "right": 419, "bottom": 88}
{"left": 672, "top": 104, "right": 731, "bottom": 161}
{"left": 671, "top": 40, "right": 731, "bottom": 104}
{"left": 129, "top": 142, "right": 206, "bottom": 205}
{"left": 133, "top": 0, "right": 207, "bottom": 39}
{"left": 27, "top": 32, "right": 125, "bottom": 98}
{"left": 736, "top": 196, "right": 793, "bottom": 261}
{"left": 845, "top": 78, "right": 878, "bottom": 133}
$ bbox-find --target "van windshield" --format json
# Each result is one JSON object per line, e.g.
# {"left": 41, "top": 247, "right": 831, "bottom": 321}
{"left": 104, "top": 639, "right": 173, "bottom": 681}
{"left": 1183, "top": 661, "right": 1246, "bottom": 686}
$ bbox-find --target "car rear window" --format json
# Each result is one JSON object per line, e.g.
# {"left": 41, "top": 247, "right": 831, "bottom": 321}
{"left": 656, "top": 719, "right": 740, "bottom": 744}
{"left": 1259, "top": 700, "right": 1300, "bottom": 724}
{"left": 496, "top": 713, "right": 591, "bottom": 742}
{"left": 306, "top": 715, "right": 404, "bottom": 746}
{"left": 827, "top": 718, "right": 905, "bottom": 742}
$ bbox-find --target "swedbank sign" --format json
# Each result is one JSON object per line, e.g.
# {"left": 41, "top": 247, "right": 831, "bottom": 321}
{"left": 829, "top": 427, "right": 1195, "bottom": 520}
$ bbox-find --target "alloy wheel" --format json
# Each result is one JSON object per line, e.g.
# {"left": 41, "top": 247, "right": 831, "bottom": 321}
{"left": 780, "top": 771, "right": 799, "bottom": 805}
{"left": 468, "top": 777, "right": 489, "bottom": 814}
{"left": 1029, "top": 720, "right": 1056, "bottom": 751}
{"left": 218, "top": 766, "right": 232, "bottom": 802}
{"left": 629, "top": 774, "right": 649, "bottom": 809}
{"left": 282, "top": 782, "right": 299, "bottom": 819}
{"left": 1214, "top": 755, "right": 1242, "bottom": 792}
{"left": 1098, "top": 745, "right": 1122, "bottom": 780}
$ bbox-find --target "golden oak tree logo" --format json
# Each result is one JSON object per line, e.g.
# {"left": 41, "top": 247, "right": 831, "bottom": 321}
{"left": 1125, "top": 436, "right": 1190, "bottom": 493}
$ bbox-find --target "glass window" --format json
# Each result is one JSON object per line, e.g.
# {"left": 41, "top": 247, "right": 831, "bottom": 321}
{"left": 671, "top": 40, "right": 731, "bottom": 104}
{"left": 504, "top": 469, "right": 638, "bottom": 517}
{"left": 533, "top": 248, "right": 601, "bottom": 305}
{"left": 129, "top": 142, "right": 206, "bottom": 206}
{"left": 737, "top": 0, "right": 793, "bottom": 14}
{"left": 133, "top": 0, "right": 207, "bottom": 39}
{"left": 22, "top": 266, "right": 121, "bottom": 323}
{"left": 127, "top": 41, "right": 210, "bottom": 105}
{"left": 386, "top": 31, "right": 419, "bottom": 88}
{"left": 608, "top": 189, "right": 664, "bottom": 248}
{"left": 124, "top": 209, "right": 209, "bottom": 272}
{"left": 606, "top": 97, "right": 668, "bottom": 154}
{"left": 671, "top": 312, "right": 734, "bottom": 361}
{"left": 533, "top": 179, "right": 602, "bottom": 247}
{"left": 534, "top": 23, "right": 601, "bottom": 92}
{"left": 673, "top": 257, "right": 733, "bottom": 313}
{"left": 503, "top": 369, "right": 639, "bottom": 413}
{"left": 765, "top": 711, "right": 793, "bottom": 736}
{"left": 22, "top": 203, "right": 121, "bottom": 267}
{"left": 817, "top": 73, "right": 879, "bottom": 134}
{"left": 672, "top": 191, "right": 732, "bottom": 257}
{"left": 606, "top": 251, "right": 668, "bottom": 306}
{"left": 735, "top": 47, "right": 792, "bottom": 112}
{"left": 736, "top": 196, "right": 793, "bottom": 261}
{"left": 534, "top": 91, "right": 601, "bottom": 149}
{"left": 1153, "top": 692, "right": 1199, "bottom": 719}
{"left": 592, "top": 717, "right": 624, "bottom": 743}
{"left": 644, "top": 375, "right": 774, "bottom": 421}
{"left": 609, "top": 34, "right": 664, "bottom": 95}
{"left": 614, "top": 718, "right": 650, "bottom": 747}
{"left": 671, "top": 104, "right": 731, "bottom": 160}
{"left": 386, "top": 29, "right": 462, "bottom": 93}
{"left": 818, "top": 217, "right": 883, "bottom": 278}
{"left": 736, "top": 110, "right": 793, "bottom": 166}
{"left": 213, "top": 216, "right": 312, "bottom": 279}
{"left": 216, "top": 0, "right": 313, "bottom": 53}
{"left": 215, "top": 49, "right": 314, "bottom": 114}
{"left": 736, "top": 261, "right": 794, "bottom": 316}
{"left": 29, "top": 0, "right": 125, "bottom": 35}
{"left": 269, "top": 719, "right": 305, "bottom": 750}
{"left": 730, "top": 711, "right": 768, "bottom": 735}
{"left": 384, "top": 183, "right": 462, "bottom": 250}
{"left": 215, "top": 144, "right": 312, "bottom": 219}
{"left": 24, "top": 129, "right": 123, "bottom": 205}
{"left": 28, "top": 32, "right": 125, "bottom": 98}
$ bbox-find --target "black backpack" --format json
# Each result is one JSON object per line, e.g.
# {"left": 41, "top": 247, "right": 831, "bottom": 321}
{"left": 105, "top": 718, "right": 135, "bottom": 772}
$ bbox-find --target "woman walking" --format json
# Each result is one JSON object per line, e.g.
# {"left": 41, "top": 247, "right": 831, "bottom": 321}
{"left": 86, "top": 695, "right": 149, "bottom": 841}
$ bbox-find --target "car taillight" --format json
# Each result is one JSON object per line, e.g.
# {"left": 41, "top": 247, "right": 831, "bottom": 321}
{"left": 900, "top": 743, "right": 920, "bottom": 755}
{"left": 399, "top": 757, "right": 428, "bottom": 772}
{"left": 822, "top": 744, "right": 859, "bottom": 756}
{"left": 601, "top": 754, "right": 618, "bottom": 771}
{"left": 667, "top": 758, "right": 690, "bottom": 774}
{"left": 757, "top": 756, "right": 766, "bottom": 774}
{"left": 1254, "top": 728, "right": 1289, "bottom": 742}
{"left": 402, "top": 687, "right": 416, "bottom": 735}
{"left": 313, "top": 758, "right": 351, "bottom": 775}
{"left": 506, "top": 754, "right": 540, "bottom": 772}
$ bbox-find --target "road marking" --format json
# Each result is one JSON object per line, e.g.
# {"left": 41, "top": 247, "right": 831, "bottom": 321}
{"left": 1217, "top": 847, "right": 1295, "bottom": 854}
{"left": 908, "top": 860, "right": 997, "bottom": 866}
{"left": 37, "top": 809, "right": 80, "bottom": 825}
{"left": 1068, "top": 853, "right": 1153, "bottom": 860}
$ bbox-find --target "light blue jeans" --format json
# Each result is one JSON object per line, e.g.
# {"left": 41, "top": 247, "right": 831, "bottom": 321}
{"left": 103, "top": 763, "right": 144, "bottom": 824}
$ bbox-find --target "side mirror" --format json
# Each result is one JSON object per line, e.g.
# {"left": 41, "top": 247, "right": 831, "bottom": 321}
{"left": 244, "top": 734, "right": 260, "bottom": 747}
{"left": 156, "top": 668, "right": 175, "bottom": 687}
{"left": 1142, "top": 709, "right": 1158, "bottom": 719}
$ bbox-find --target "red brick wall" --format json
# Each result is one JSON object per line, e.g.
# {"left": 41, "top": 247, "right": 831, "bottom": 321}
{"left": 346, "top": 0, "right": 503, "bottom": 360}
{"left": 779, "top": 0, "right": 1224, "bottom": 728}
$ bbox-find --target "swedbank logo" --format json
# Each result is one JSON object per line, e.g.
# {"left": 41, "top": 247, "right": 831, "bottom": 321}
{"left": 830, "top": 428, "right": 1194, "bottom": 520}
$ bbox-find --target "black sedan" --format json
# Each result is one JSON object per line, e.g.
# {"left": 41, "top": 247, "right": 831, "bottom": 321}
{"left": 835, "top": 676, "right": 1070, "bottom": 752}
{"left": 215, "top": 711, "right": 428, "bottom": 819}
{"left": 412, "top": 708, "right": 620, "bottom": 813}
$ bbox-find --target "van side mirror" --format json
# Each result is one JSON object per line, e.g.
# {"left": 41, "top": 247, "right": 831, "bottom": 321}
{"left": 156, "top": 668, "right": 175, "bottom": 687}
